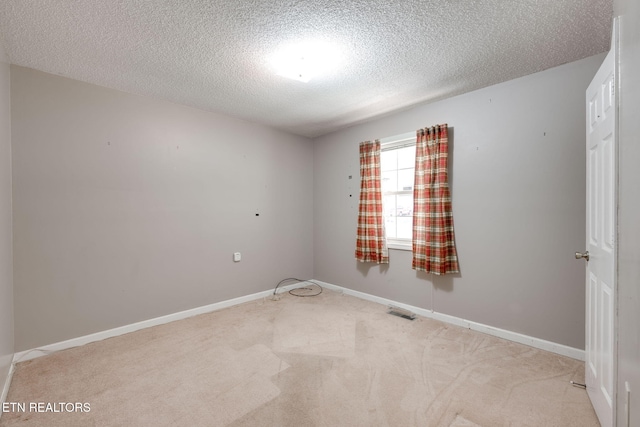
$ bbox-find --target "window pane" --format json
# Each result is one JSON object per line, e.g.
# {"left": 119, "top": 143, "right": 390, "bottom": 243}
{"left": 380, "top": 141, "right": 416, "bottom": 246}
{"left": 383, "top": 194, "right": 397, "bottom": 238}
{"left": 383, "top": 194, "right": 397, "bottom": 216}
{"left": 380, "top": 150, "right": 397, "bottom": 171}
{"left": 397, "top": 168, "right": 414, "bottom": 191}
{"left": 381, "top": 171, "right": 397, "bottom": 192}
{"left": 383, "top": 194, "right": 396, "bottom": 217}
{"left": 397, "top": 146, "right": 415, "bottom": 169}
{"left": 397, "top": 194, "right": 412, "bottom": 217}
{"left": 385, "top": 216, "right": 397, "bottom": 239}
{"left": 397, "top": 217, "right": 412, "bottom": 239}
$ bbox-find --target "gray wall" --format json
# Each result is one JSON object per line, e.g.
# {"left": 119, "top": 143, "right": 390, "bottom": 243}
{"left": 0, "top": 53, "right": 13, "bottom": 395}
{"left": 614, "top": 1, "right": 640, "bottom": 425}
{"left": 313, "top": 54, "right": 605, "bottom": 350}
{"left": 11, "top": 66, "right": 314, "bottom": 351}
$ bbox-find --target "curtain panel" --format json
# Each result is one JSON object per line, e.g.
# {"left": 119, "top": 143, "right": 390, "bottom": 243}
{"left": 355, "top": 140, "right": 389, "bottom": 264}
{"left": 412, "top": 125, "right": 460, "bottom": 274}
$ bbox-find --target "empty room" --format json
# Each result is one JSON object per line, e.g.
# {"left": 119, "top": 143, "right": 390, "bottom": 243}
{"left": 0, "top": 1, "right": 639, "bottom": 426}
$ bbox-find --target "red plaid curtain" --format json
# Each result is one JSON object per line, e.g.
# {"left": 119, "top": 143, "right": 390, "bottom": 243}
{"left": 355, "top": 140, "right": 389, "bottom": 264}
{"left": 412, "top": 125, "right": 460, "bottom": 274}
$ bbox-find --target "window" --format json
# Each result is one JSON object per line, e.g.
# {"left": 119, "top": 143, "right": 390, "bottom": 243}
{"left": 380, "top": 132, "right": 415, "bottom": 250}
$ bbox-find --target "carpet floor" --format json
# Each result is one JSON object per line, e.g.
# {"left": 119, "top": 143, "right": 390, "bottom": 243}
{"left": 0, "top": 288, "right": 600, "bottom": 426}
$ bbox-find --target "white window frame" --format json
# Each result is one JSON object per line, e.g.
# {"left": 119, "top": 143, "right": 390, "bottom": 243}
{"left": 380, "top": 132, "right": 415, "bottom": 251}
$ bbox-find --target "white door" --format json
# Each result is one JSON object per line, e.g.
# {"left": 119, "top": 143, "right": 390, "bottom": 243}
{"left": 583, "top": 43, "right": 617, "bottom": 427}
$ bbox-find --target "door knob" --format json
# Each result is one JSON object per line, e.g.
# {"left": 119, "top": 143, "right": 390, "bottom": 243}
{"left": 575, "top": 251, "right": 590, "bottom": 261}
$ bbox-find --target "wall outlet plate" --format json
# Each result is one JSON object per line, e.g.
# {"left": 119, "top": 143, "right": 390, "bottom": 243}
{"left": 233, "top": 252, "right": 241, "bottom": 262}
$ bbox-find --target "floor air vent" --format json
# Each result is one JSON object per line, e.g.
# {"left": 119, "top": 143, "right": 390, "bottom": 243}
{"left": 387, "top": 305, "right": 416, "bottom": 320}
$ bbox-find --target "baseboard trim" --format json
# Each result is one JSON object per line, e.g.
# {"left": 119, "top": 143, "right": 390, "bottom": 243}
{"left": 1, "top": 361, "right": 15, "bottom": 419}
{"left": 12, "top": 284, "right": 302, "bottom": 364}
{"left": 313, "top": 280, "right": 585, "bottom": 361}
{"left": 13, "top": 279, "right": 584, "bottom": 364}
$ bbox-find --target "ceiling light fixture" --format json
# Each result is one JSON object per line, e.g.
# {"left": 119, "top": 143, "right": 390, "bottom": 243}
{"left": 271, "top": 41, "right": 342, "bottom": 83}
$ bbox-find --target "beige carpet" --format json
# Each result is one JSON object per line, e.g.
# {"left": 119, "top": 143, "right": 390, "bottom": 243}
{"left": 1, "top": 288, "right": 599, "bottom": 426}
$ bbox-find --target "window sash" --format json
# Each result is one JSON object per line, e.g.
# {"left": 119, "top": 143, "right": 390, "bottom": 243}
{"left": 380, "top": 132, "right": 416, "bottom": 251}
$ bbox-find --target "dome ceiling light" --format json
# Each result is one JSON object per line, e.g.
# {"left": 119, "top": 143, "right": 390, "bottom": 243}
{"left": 271, "top": 40, "right": 342, "bottom": 83}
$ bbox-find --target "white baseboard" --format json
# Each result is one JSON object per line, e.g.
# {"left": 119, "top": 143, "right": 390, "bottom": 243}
{"left": 12, "top": 283, "right": 302, "bottom": 364}
{"left": 313, "top": 280, "right": 585, "bottom": 361}
{"left": 1, "top": 362, "right": 15, "bottom": 419}
{"left": 12, "top": 279, "right": 584, "bottom": 365}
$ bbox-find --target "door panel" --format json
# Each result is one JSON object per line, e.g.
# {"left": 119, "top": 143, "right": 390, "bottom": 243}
{"left": 585, "top": 46, "right": 616, "bottom": 427}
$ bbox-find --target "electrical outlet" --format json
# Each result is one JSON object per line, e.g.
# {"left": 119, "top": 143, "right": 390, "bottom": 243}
{"left": 233, "top": 252, "right": 241, "bottom": 262}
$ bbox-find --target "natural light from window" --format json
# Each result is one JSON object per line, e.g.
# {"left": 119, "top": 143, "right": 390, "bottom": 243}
{"left": 380, "top": 136, "right": 415, "bottom": 249}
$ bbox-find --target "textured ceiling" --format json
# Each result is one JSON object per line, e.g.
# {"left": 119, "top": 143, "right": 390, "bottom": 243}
{"left": 0, "top": 0, "right": 612, "bottom": 138}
